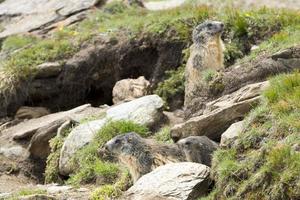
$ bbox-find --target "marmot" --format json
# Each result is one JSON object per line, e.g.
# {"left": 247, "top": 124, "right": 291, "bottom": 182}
{"left": 103, "top": 132, "right": 186, "bottom": 182}
{"left": 177, "top": 136, "right": 219, "bottom": 167}
{"left": 185, "top": 21, "right": 225, "bottom": 116}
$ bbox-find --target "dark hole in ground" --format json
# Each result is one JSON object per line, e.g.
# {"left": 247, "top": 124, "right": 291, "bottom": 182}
{"left": 85, "top": 86, "right": 113, "bottom": 107}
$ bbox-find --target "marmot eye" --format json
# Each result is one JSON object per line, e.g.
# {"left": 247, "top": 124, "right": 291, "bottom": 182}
{"left": 185, "top": 141, "right": 192, "bottom": 146}
{"left": 207, "top": 23, "right": 213, "bottom": 28}
{"left": 115, "top": 139, "right": 121, "bottom": 144}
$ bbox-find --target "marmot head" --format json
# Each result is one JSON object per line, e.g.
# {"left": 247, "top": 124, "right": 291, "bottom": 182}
{"left": 192, "top": 21, "right": 224, "bottom": 44}
{"left": 177, "top": 136, "right": 218, "bottom": 166}
{"left": 177, "top": 136, "right": 202, "bottom": 156}
{"left": 104, "top": 132, "right": 143, "bottom": 156}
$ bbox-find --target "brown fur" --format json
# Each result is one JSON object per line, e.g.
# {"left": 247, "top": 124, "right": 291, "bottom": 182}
{"left": 184, "top": 21, "right": 225, "bottom": 116}
{"left": 104, "top": 133, "right": 185, "bottom": 182}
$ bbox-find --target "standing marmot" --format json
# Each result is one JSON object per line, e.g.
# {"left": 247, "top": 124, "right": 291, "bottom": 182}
{"left": 185, "top": 21, "right": 225, "bottom": 117}
{"left": 103, "top": 132, "right": 186, "bottom": 182}
{"left": 177, "top": 136, "right": 218, "bottom": 167}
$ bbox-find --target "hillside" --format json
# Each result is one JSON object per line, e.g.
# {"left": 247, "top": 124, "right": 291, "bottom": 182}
{"left": 0, "top": 0, "right": 299, "bottom": 200}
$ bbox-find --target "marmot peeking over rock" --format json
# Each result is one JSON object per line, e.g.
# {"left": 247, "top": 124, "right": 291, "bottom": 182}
{"left": 185, "top": 21, "right": 225, "bottom": 117}
{"left": 103, "top": 133, "right": 219, "bottom": 182}
{"left": 177, "top": 136, "right": 219, "bottom": 167}
{"left": 103, "top": 132, "right": 186, "bottom": 182}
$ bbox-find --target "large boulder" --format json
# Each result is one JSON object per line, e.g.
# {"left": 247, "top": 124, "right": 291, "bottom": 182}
{"left": 59, "top": 95, "right": 164, "bottom": 175}
{"left": 124, "top": 162, "right": 211, "bottom": 200}
{"left": 171, "top": 81, "right": 269, "bottom": 141}
{"left": 112, "top": 76, "right": 150, "bottom": 104}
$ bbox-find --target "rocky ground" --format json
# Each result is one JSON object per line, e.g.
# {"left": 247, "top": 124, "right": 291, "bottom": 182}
{"left": 0, "top": 0, "right": 299, "bottom": 200}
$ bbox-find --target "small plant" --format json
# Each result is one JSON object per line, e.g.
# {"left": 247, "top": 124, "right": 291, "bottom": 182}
{"left": 90, "top": 170, "right": 132, "bottom": 200}
{"left": 154, "top": 126, "right": 172, "bottom": 143}
{"left": 103, "top": 1, "right": 128, "bottom": 14}
{"left": 154, "top": 65, "right": 185, "bottom": 107}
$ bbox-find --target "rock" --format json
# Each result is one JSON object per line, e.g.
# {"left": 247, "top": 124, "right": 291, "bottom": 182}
{"left": 35, "top": 62, "right": 63, "bottom": 79}
{"left": 204, "top": 81, "right": 270, "bottom": 114}
{"left": 28, "top": 118, "right": 74, "bottom": 159}
{"left": 106, "top": 95, "right": 164, "bottom": 127}
{"left": 58, "top": 118, "right": 107, "bottom": 175}
{"left": 171, "top": 81, "right": 269, "bottom": 141}
{"left": 19, "top": 194, "right": 56, "bottom": 200}
{"left": 15, "top": 106, "right": 50, "bottom": 120}
{"left": 0, "top": 104, "right": 103, "bottom": 161}
{"left": 7, "top": 104, "right": 99, "bottom": 140}
{"left": 220, "top": 120, "right": 245, "bottom": 147}
{"left": 0, "top": 146, "right": 28, "bottom": 159}
{"left": 112, "top": 76, "right": 150, "bottom": 104}
{"left": 177, "top": 136, "right": 218, "bottom": 167}
{"left": 124, "top": 162, "right": 211, "bottom": 200}
{"left": 0, "top": 193, "right": 11, "bottom": 199}
{"left": 45, "top": 184, "right": 72, "bottom": 194}
{"left": 59, "top": 95, "right": 164, "bottom": 175}
{"left": 0, "top": 0, "right": 98, "bottom": 39}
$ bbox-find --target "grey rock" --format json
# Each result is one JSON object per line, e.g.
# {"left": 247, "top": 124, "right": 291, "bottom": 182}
{"left": 0, "top": 104, "right": 102, "bottom": 161}
{"left": 124, "top": 162, "right": 211, "bottom": 200}
{"left": 35, "top": 62, "right": 63, "bottom": 79}
{"left": 220, "top": 120, "right": 245, "bottom": 147}
{"left": 171, "top": 81, "right": 269, "bottom": 141}
{"left": 106, "top": 95, "right": 164, "bottom": 127}
{"left": 58, "top": 118, "right": 107, "bottom": 175}
{"left": 0, "top": 0, "right": 98, "bottom": 38}
{"left": 0, "top": 146, "right": 27, "bottom": 159}
{"left": 28, "top": 118, "right": 72, "bottom": 159}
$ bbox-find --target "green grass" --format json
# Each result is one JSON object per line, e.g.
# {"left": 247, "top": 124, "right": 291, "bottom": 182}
{"left": 45, "top": 125, "right": 76, "bottom": 184}
{"left": 200, "top": 71, "right": 300, "bottom": 200}
{"left": 154, "top": 65, "right": 185, "bottom": 107}
{"left": 239, "top": 25, "right": 300, "bottom": 63}
{"left": 90, "top": 170, "right": 132, "bottom": 200}
{"left": 67, "top": 120, "right": 149, "bottom": 185}
{"left": 154, "top": 126, "right": 172, "bottom": 143}
{"left": 7, "top": 189, "right": 47, "bottom": 200}
{"left": 1, "top": 35, "right": 37, "bottom": 52}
